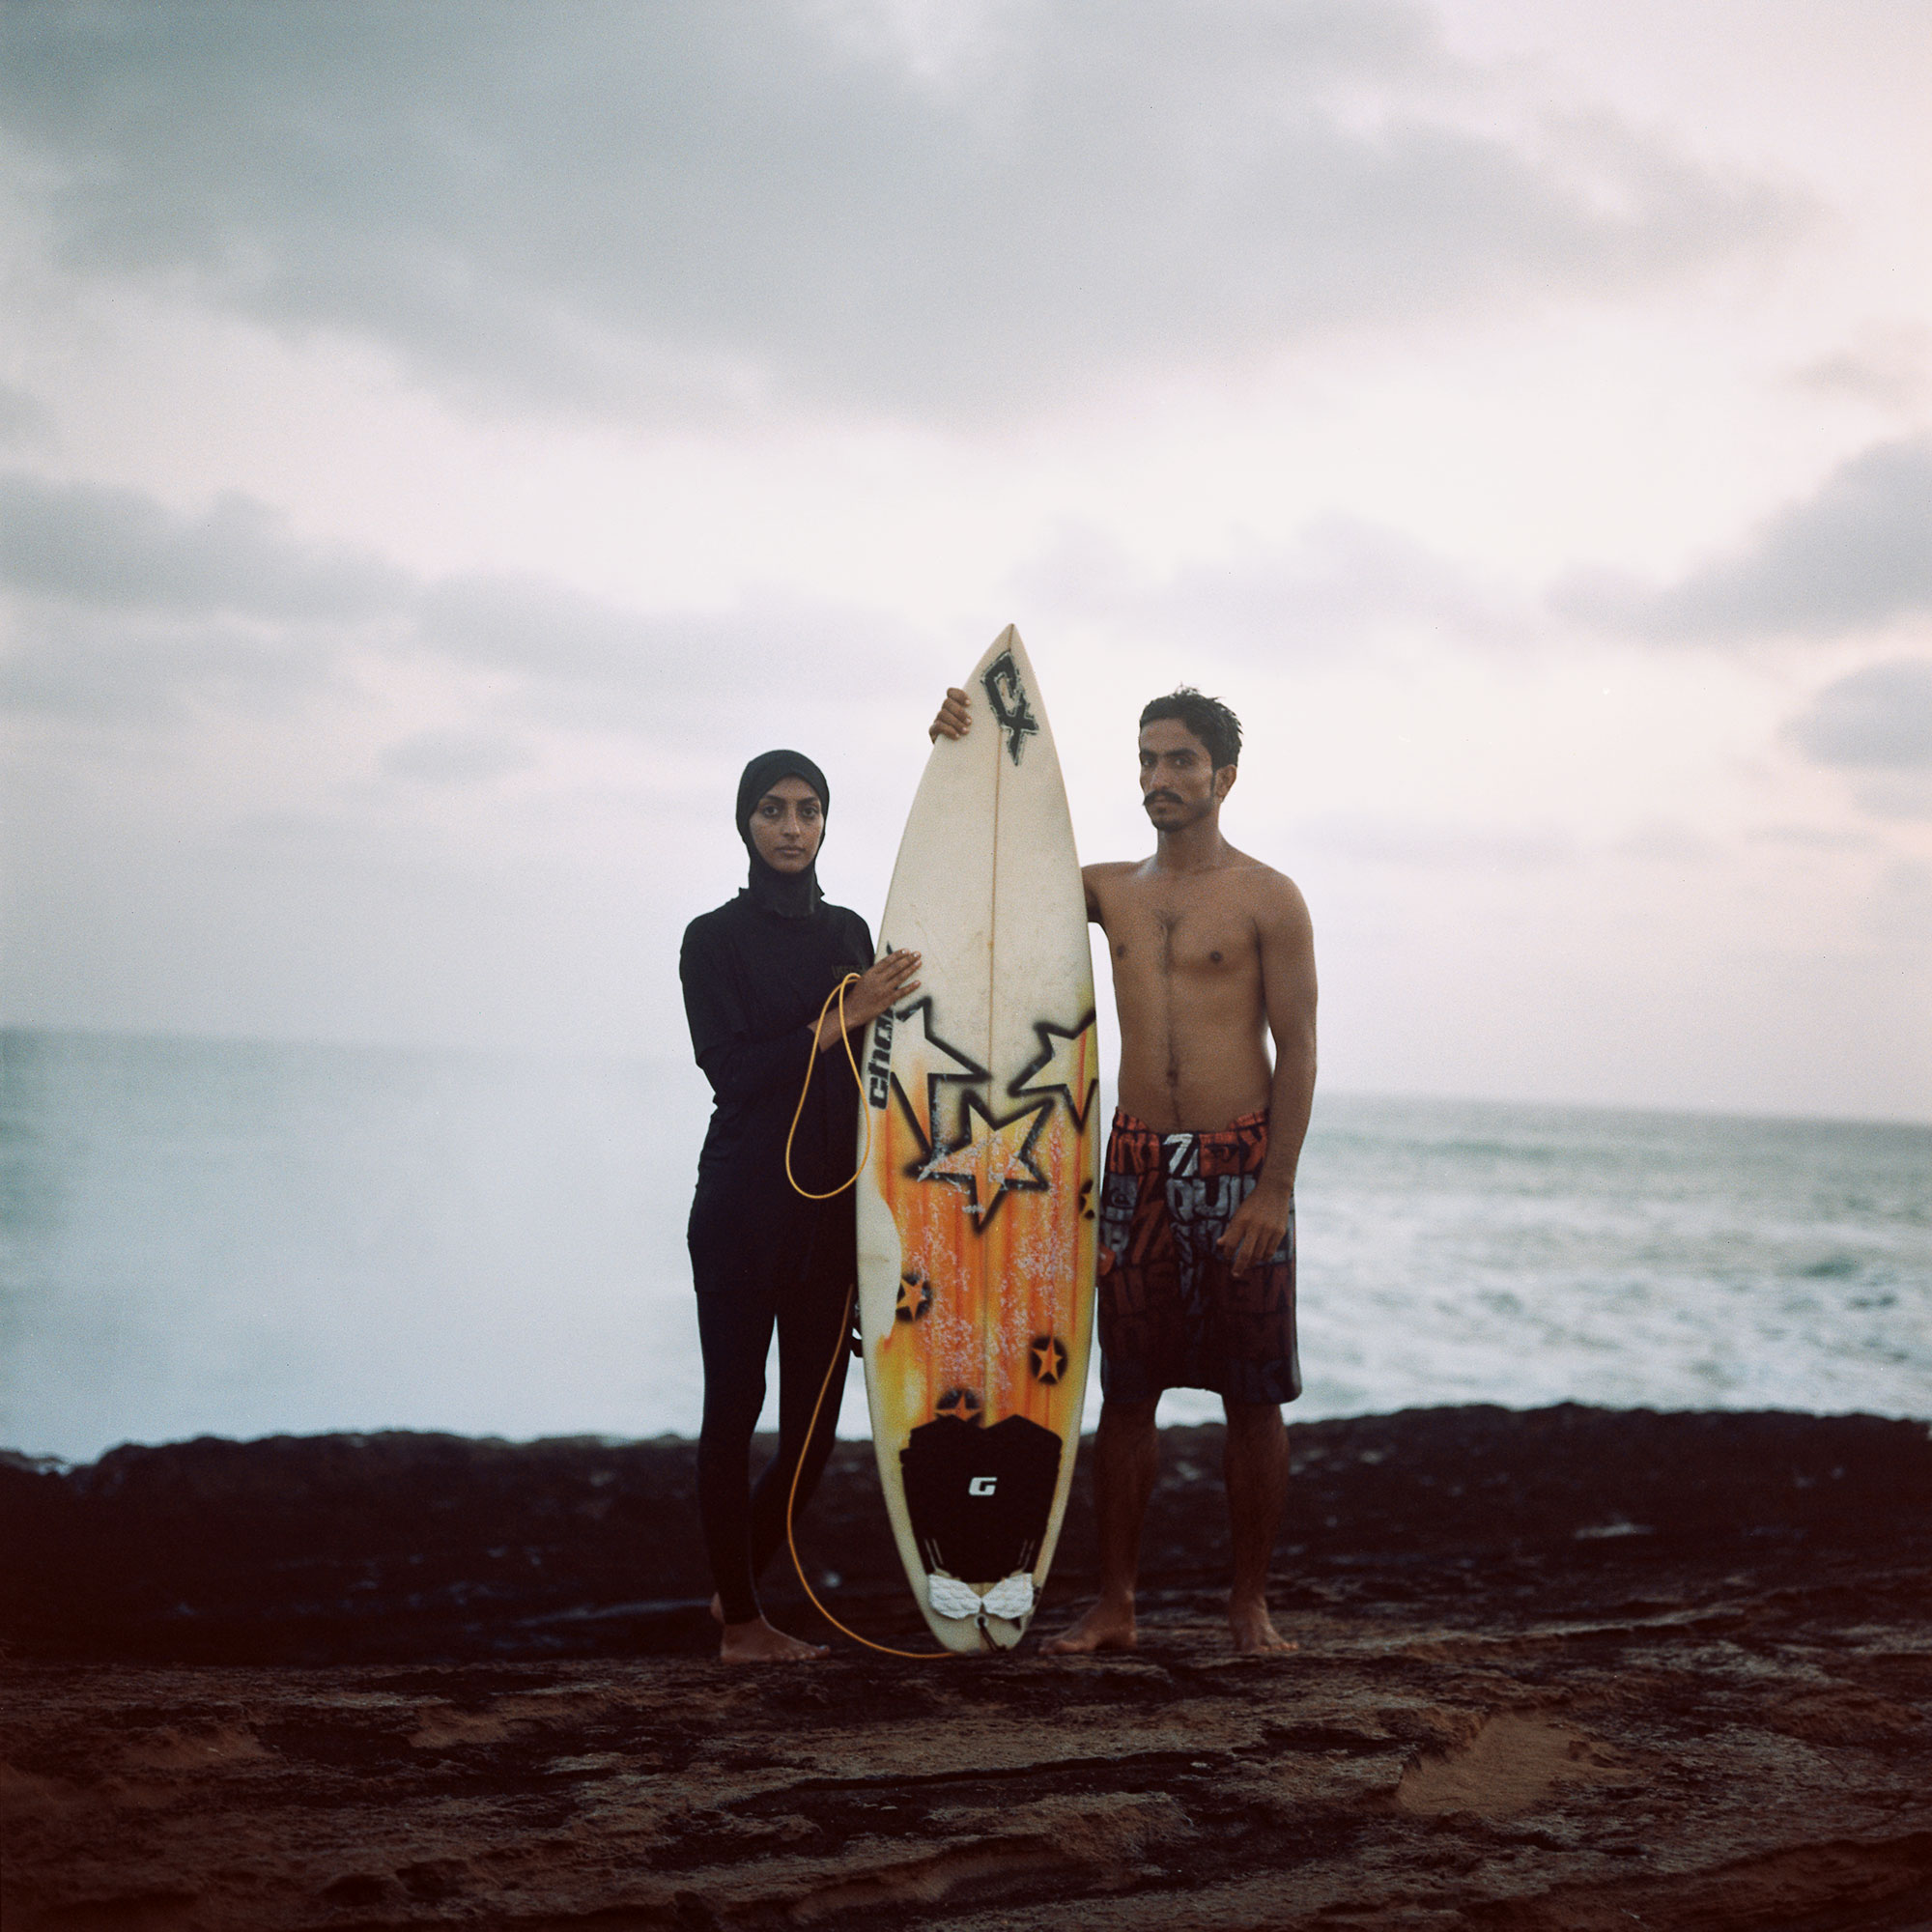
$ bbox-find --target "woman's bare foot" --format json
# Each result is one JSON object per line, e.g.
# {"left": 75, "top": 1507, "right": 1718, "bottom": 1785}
{"left": 1041, "top": 1597, "right": 1138, "bottom": 1655}
{"left": 719, "top": 1614, "right": 829, "bottom": 1662}
{"left": 1229, "top": 1598, "right": 1298, "bottom": 1655}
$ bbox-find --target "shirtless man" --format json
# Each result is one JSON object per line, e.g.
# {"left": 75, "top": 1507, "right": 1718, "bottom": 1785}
{"left": 930, "top": 684, "right": 1316, "bottom": 1654}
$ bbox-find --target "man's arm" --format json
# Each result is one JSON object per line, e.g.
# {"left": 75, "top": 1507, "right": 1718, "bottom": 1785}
{"left": 1217, "top": 875, "right": 1318, "bottom": 1275}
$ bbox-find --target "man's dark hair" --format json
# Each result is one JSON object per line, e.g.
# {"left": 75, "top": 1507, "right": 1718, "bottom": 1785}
{"left": 1138, "top": 688, "right": 1242, "bottom": 771}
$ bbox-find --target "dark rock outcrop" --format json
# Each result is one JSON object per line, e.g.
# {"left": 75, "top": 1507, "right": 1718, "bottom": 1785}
{"left": 3, "top": 1405, "right": 1926, "bottom": 1662}
{"left": 4, "top": 1406, "right": 1931, "bottom": 1931}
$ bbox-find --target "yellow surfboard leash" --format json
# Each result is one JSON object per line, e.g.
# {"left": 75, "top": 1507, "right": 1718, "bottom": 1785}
{"left": 781, "top": 973, "right": 947, "bottom": 1659}
{"left": 782, "top": 973, "right": 871, "bottom": 1200}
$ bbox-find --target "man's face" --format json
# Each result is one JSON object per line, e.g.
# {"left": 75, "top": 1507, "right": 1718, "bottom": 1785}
{"left": 749, "top": 776, "right": 825, "bottom": 872}
{"left": 1138, "top": 719, "right": 1231, "bottom": 829}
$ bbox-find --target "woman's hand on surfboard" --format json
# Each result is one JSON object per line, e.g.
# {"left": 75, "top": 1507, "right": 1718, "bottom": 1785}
{"left": 928, "top": 688, "right": 971, "bottom": 742}
{"left": 816, "top": 950, "right": 922, "bottom": 1047}
{"left": 841, "top": 951, "right": 922, "bottom": 1030}
{"left": 852, "top": 949, "right": 922, "bottom": 1021}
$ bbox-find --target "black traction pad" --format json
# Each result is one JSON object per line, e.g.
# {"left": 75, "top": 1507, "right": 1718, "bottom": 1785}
{"left": 900, "top": 1413, "right": 1063, "bottom": 1584}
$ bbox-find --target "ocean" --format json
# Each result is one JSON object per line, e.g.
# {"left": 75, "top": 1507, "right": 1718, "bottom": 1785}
{"left": 3, "top": 1028, "right": 1927, "bottom": 1463}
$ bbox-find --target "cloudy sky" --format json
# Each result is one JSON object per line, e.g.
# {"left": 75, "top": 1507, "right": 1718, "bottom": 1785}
{"left": 2, "top": 0, "right": 1928, "bottom": 1122}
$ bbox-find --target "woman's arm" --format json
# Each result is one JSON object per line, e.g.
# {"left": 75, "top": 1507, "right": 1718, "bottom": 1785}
{"left": 680, "top": 921, "right": 803, "bottom": 1101}
{"left": 682, "top": 933, "right": 923, "bottom": 1100}
{"left": 696, "top": 1025, "right": 819, "bottom": 1101}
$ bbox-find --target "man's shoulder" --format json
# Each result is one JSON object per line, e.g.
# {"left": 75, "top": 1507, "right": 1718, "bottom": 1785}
{"left": 1081, "top": 859, "right": 1147, "bottom": 919}
{"left": 1225, "top": 853, "right": 1309, "bottom": 917}
{"left": 1171, "top": 849, "right": 1311, "bottom": 935}
{"left": 1225, "top": 848, "right": 1299, "bottom": 889}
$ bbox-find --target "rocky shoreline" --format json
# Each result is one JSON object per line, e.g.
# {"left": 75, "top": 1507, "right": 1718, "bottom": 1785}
{"left": 5, "top": 1405, "right": 1932, "bottom": 1929}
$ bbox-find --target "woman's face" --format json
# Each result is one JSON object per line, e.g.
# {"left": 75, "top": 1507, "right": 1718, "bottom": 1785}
{"left": 749, "top": 776, "right": 825, "bottom": 873}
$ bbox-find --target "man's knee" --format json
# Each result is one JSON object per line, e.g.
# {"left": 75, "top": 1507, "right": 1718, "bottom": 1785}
{"left": 1222, "top": 1397, "right": 1286, "bottom": 1439}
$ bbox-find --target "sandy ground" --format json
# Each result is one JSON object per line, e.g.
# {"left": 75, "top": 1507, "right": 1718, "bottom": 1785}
{"left": 6, "top": 1407, "right": 1932, "bottom": 1929}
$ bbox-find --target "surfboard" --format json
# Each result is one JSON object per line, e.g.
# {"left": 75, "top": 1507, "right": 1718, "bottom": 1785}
{"left": 856, "top": 625, "right": 1100, "bottom": 1653}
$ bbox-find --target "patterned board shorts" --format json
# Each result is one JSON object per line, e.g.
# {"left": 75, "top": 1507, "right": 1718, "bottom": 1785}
{"left": 1095, "top": 1108, "right": 1301, "bottom": 1406}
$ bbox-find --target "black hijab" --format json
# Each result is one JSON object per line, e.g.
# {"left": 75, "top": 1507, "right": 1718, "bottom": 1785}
{"left": 735, "top": 749, "right": 831, "bottom": 918}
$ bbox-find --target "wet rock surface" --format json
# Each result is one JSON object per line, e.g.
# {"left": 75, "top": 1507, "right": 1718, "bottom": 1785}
{"left": 5, "top": 1405, "right": 1931, "bottom": 1929}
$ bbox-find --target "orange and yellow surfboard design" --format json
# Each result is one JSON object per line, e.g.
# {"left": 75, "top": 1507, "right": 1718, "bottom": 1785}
{"left": 856, "top": 627, "right": 1099, "bottom": 1651}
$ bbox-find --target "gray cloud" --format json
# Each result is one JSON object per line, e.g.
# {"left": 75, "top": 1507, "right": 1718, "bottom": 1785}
{"left": 1787, "top": 659, "right": 1932, "bottom": 770}
{"left": 0, "top": 0, "right": 1792, "bottom": 419}
{"left": 1744, "top": 824, "right": 1879, "bottom": 852}
{"left": 0, "top": 471, "right": 406, "bottom": 722}
{"left": 1614, "top": 820, "right": 1716, "bottom": 865}
{"left": 1, "top": 467, "right": 1505, "bottom": 729}
{"left": 0, "top": 608, "right": 340, "bottom": 723}
{"left": 0, "top": 383, "right": 51, "bottom": 445}
{"left": 415, "top": 573, "right": 923, "bottom": 721}
{"left": 1785, "top": 658, "right": 1932, "bottom": 821}
{"left": 1792, "top": 350, "right": 1927, "bottom": 412}
{"left": 1557, "top": 437, "right": 1932, "bottom": 642}
{"left": 0, "top": 472, "right": 412, "bottom": 620}
{"left": 1015, "top": 515, "right": 1515, "bottom": 659}
{"left": 379, "top": 728, "right": 534, "bottom": 785}
{"left": 416, "top": 576, "right": 670, "bottom": 689}
{"left": 1293, "top": 812, "right": 1574, "bottom": 867}
{"left": 0, "top": 471, "right": 921, "bottom": 728}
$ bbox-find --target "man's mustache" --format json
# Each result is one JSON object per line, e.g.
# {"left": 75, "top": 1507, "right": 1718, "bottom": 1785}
{"left": 1144, "top": 790, "right": 1182, "bottom": 807}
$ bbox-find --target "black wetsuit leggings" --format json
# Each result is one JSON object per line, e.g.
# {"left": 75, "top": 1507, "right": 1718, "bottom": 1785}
{"left": 693, "top": 1219, "right": 853, "bottom": 1627}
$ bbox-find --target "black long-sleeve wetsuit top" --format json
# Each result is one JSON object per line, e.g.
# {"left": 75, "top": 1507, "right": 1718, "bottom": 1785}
{"left": 680, "top": 890, "right": 874, "bottom": 1285}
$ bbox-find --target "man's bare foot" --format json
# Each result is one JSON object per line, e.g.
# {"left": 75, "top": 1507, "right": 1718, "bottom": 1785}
{"left": 719, "top": 1615, "right": 829, "bottom": 1662}
{"left": 1229, "top": 1599, "right": 1298, "bottom": 1655}
{"left": 709, "top": 1593, "right": 724, "bottom": 1625}
{"left": 1041, "top": 1599, "right": 1138, "bottom": 1655}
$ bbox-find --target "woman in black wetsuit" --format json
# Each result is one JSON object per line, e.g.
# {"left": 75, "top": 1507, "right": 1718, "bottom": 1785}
{"left": 679, "top": 750, "right": 920, "bottom": 1662}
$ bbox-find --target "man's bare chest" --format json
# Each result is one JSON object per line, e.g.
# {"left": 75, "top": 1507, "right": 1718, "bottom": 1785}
{"left": 1101, "top": 890, "right": 1257, "bottom": 980}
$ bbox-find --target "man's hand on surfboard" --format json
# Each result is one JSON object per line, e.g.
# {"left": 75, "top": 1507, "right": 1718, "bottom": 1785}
{"left": 1216, "top": 1179, "right": 1293, "bottom": 1276}
{"left": 928, "top": 688, "right": 971, "bottom": 742}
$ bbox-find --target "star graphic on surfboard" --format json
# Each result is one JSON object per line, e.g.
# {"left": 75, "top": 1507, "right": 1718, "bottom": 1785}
{"left": 917, "top": 1092, "right": 1053, "bottom": 1227}
{"left": 1009, "top": 1011, "right": 1099, "bottom": 1130}
{"left": 1029, "top": 1335, "right": 1068, "bottom": 1385}
{"left": 888, "top": 997, "right": 989, "bottom": 1151}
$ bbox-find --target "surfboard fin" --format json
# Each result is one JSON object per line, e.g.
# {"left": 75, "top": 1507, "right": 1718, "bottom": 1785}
{"left": 927, "top": 1573, "right": 1035, "bottom": 1624}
